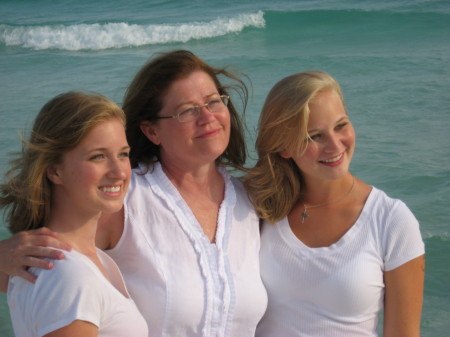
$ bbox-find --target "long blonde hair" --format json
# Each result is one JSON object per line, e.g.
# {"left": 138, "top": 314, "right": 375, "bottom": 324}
{"left": 243, "top": 71, "right": 345, "bottom": 222}
{"left": 0, "top": 91, "right": 125, "bottom": 233}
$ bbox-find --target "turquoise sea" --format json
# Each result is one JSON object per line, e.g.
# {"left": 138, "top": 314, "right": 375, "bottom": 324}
{"left": 1, "top": 0, "right": 449, "bottom": 335}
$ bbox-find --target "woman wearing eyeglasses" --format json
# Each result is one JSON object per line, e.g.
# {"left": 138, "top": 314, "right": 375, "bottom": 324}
{"left": 0, "top": 50, "right": 267, "bottom": 337}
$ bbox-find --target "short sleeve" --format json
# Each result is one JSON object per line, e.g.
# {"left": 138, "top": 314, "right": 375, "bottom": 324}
{"left": 8, "top": 253, "right": 102, "bottom": 336}
{"left": 382, "top": 200, "right": 425, "bottom": 271}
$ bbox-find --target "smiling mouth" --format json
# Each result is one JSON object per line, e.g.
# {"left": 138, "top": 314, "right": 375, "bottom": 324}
{"left": 320, "top": 153, "right": 343, "bottom": 163}
{"left": 198, "top": 129, "right": 220, "bottom": 138}
{"left": 99, "top": 186, "right": 121, "bottom": 193}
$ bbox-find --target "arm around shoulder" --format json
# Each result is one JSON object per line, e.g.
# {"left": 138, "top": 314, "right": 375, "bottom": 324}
{"left": 0, "top": 228, "right": 71, "bottom": 284}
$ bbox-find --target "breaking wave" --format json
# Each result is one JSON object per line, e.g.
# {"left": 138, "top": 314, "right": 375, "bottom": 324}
{"left": 0, "top": 11, "right": 265, "bottom": 50}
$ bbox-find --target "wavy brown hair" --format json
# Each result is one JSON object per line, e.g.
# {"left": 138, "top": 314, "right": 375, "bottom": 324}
{"left": 123, "top": 50, "right": 249, "bottom": 170}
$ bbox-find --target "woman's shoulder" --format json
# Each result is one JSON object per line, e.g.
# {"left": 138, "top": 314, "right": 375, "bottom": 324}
{"left": 366, "top": 186, "right": 413, "bottom": 216}
{"left": 229, "top": 173, "right": 244, "bottom": 192}
{"left": 8, "top": 249, "right": 101, "bottom": 301}
{"left": 364, "top": 186, "right": 421, "bottom": 241}
{"left": 36, "top": 250, "right": 99, "bottom": 285}
{"left": 230, "top": 174, "right": 256, "bottom": 207}
{"left": 367, "top": 187, "right": 424, "bottom": 269}
{"left": 125, "top": 165, "right": 159, "bottom": 204}
{"left": 130, "top": 164, "right": 154, "bottom": 186}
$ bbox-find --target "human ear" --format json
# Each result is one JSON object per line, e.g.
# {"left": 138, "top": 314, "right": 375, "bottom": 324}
{"left": 279, "top": 149, "right": 291, "bottom": 159}
{"left": 140, "top": 121, "right": 161, "bottom": 145}
{"left": 46, "top": 165, "right": 63, "bottom": 185}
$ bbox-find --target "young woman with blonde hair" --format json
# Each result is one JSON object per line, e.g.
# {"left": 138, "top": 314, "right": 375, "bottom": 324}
{"left": 244, "top": 70, "right": 425, "bottom": 337}
{"left": 0, "top": 92, "right": 147, "bottom": 337}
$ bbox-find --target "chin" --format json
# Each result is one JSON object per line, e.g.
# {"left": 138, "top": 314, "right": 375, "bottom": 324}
{"left": 101, "top": 201, "right": 124, "bottom": 214}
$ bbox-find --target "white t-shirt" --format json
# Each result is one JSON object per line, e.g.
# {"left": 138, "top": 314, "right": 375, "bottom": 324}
{"left": 106, "top": 162, "right": 268, "bottom": 337}
{"left": 8, "top": 248, "right": 148, "bottom": 337}
{"left": 256, "top": 187, "right": 424, "bottom": 337}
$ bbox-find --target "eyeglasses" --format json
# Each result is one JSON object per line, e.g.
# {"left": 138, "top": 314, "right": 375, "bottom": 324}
{"left": 153, "top": 95, "right": 230, "bottom": 123}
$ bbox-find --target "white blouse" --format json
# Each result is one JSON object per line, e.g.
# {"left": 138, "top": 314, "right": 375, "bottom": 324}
{"left": 106, "top": 162, "right": 267, "bottom": 337}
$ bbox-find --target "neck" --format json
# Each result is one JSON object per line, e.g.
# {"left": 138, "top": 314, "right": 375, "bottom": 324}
{"left": 162, "top": 160, "right": 221, "bottom": 188}
{"left": 47, "top": 197, "right": 100, "bottom": 254}
{"left": 302, "top": 173, "right": 355, "bottom": 206}
{"left": 299, "top": 174, "right": 355, "bottom": 224}
{"left": 161, "top": 160, "right": 224, "bottom": 205}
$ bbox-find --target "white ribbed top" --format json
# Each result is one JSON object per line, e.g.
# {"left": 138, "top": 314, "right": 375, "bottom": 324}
{"left": 256, "top": 187, "right": 424, "bottom": 337}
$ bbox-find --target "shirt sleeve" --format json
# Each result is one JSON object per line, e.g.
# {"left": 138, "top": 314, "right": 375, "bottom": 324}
{"left": 8, "top": 253, "right": 102, "bottom": 336}
{"left": 382, "top": 199, "right": 425, "bottom": 271}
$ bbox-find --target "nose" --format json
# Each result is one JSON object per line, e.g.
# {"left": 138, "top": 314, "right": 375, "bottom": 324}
{"left": 107, "top": 158, "right": 129, "bottom": 180}
{"left": 324, "top": 133, "right": 342, "bottom": 152}
{"left": 197, "top": 105, "right": 216, "bottom": 124}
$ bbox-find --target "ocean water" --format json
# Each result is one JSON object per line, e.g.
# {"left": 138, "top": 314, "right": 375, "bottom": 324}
{"left": 0, "top": 0, "right": 449, "bottom": 335}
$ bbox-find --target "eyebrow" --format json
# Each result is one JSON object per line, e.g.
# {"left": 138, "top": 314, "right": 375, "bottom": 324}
{"left": 174, "top": 93, "right": 221, "bottom": 110}
{"left": 307, "top": 116, "right": 349, "bottom": 134}
{"left": 83, "top": 145, "right": 130, "bottom": 155}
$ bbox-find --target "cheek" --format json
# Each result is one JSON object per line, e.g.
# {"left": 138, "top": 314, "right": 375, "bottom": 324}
{"left": 302, "top": 143, "right": 320, "bottom": 161}
{"left": 74, "top": 167, "right": 102, "bottom": 187}
{"left": 124, "top": 165, "right": 132, "bottom": 183}
{"left": 220, "top": 109, "right": 231, "bottom": 128}
{"left": 292, "top": 144, "right": 319, "bottom": 170}
{"left": 160, "top": 125, "right": 190, "bottom": 146}
{"left": 341, "top": 128, "right": 356, "bottom": 163}
{"left": 345, "top": 124, "right": 356, "bottom": 141}
{"left": 345, "top": 128, "right": 356, "bottom": 148}
{"left": 215, "top": 112, "right": 231, "bottom": 144}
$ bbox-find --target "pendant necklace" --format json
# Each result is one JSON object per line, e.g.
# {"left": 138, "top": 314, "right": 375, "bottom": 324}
{"left": 301, "top": 176, "right": 355, "bottom": 224}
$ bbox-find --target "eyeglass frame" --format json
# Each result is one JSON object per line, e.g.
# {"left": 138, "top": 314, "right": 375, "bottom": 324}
{"left": 151, "top": 95, "right": 230, "bottom": 123}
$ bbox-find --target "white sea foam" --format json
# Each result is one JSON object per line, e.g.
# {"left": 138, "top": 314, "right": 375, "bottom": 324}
{"left": 0, "top": 11, "right": 265, "bottom": 50}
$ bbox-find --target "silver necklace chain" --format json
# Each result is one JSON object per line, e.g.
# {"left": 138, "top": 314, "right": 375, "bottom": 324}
{"left": 301, "top": 176, "right": 355, "bottom": 224}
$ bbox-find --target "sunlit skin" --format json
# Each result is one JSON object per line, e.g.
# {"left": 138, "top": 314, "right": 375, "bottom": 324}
{"left": 140, "top": 70, "right": 231, "bottom": 174}
{"left": 97, "top": 71, "right": 232, "bottom": 248}
{"left": 137, "top": 70, "right": 231, "bottom": 242}
{"left": 23, "top": 118, "right": 132, "bottom": 337}
{"left": 49, "top": 118, "right": 131, "bottom": 223}
{"left": 286, "top": 88, "right": 356, "bottom": 184}
{"left": 0, "top": 120, "right": 134, "bottom": 283}
{"left": 282, "top": 88, "right": 424, "bottom": 337}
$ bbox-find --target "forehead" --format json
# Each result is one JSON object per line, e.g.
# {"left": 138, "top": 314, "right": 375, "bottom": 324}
{"left": 163, "top": 71, "right": 218, "bottom": 102}
{"left": 72, "top": 119, "right": 126, "bottom": 150}
{"left": 307, "top": 89, "right": 346, "bottom": 125}
{"left": 310, "top": 88, "right": 342, "bottom": 106}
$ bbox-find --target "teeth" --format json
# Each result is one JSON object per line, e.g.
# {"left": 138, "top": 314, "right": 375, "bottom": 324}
{"left": 99, "top": 186, "right": 121, "bottom": 193}
{"left": 322, "top": 154, "right": 342, "bottom": 163}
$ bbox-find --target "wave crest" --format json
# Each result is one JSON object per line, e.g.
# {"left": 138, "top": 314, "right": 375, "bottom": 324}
{"left": 0, "top": 11, "right": 265, "bottom": 51}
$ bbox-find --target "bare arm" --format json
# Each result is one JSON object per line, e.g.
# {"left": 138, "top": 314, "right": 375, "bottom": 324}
{"left": 0, "top": 227, "right": 71, "bottom": 287}
{"left": 0, "top": 207, "right": 123, "bottom": 290}
{"left": 43, "top": 320, "right": 98, "bottom": 337}
{"left": 383, "top": 255, "right": 425, "bottom": 337}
